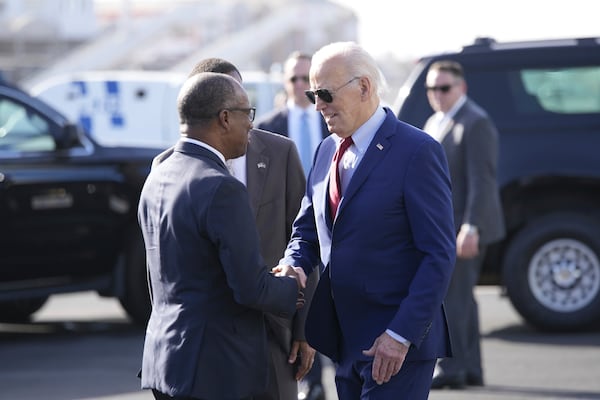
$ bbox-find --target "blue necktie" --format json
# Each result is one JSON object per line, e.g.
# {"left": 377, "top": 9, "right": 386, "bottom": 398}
{"left": 299, "top": 112, "right": 312, "bottom": 174}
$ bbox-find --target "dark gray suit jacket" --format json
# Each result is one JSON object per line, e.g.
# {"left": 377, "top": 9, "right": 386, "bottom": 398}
{"left": 245, "top": 129, "right": 318, "bottom": 355}
{"left": 138, "top": 140, "right": 298, "bottom": 399}
{"left": 425, "top": 98, "right": 505, "bottom": 245}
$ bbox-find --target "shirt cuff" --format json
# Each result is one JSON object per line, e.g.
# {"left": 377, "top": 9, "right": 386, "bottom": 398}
{"left": 460, "top": 223, "right": 479, "bottom": 235}
{"left": 385, "top": 329, "right": 411, "bottom": 348}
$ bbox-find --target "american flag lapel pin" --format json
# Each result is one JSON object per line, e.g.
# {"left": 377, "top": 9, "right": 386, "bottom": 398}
{"left": 376, "top": 143, "right": 384, "bottom": 150}
{"left": 257, "top": 162, "right": 267, "bottom": 169}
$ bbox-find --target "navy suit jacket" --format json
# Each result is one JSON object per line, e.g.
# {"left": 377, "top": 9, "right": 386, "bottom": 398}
{"left": 138, "top": 140, "right": 298, "bottom": 399}
{"left": 281, "top": 108, "right": 456, "bottom": 363}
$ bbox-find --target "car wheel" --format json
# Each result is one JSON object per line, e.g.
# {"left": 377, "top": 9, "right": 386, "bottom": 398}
{"left": 118, "top": 232, "right": 151, "bottom": 326}
{"left": 0, "top": 297, "right": 48, "bottom": 322}
{"left": 502, "top": 213, "right": 600, "bottom": 331}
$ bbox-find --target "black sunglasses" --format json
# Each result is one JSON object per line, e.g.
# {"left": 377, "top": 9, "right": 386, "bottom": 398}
{"left": 425, "top": 84, "right": 455, "bottom": 93}
{"left": 305, "top": 77, "right": 360, "bottom": 104}
{"left": 290, "top": 75, "right": 309, "bottom": 84}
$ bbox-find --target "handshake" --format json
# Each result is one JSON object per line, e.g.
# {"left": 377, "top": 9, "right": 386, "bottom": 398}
{"left": 272, "top": 265, "right": 307, "bottom": 309}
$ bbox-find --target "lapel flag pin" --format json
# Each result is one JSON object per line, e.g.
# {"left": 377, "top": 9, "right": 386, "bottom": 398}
{"left": 257, "top": 162, "right": 267, "bottom": 169}
{"left": 376, "top": 143, "right": 384, "bottom": 150}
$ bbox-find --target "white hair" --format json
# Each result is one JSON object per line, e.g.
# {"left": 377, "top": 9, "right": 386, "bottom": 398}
{"left": 311, "top": 41, "right": 388, "bottom": 97}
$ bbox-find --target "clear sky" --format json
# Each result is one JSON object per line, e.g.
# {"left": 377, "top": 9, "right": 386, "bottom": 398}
{"left": 331, "top": 0, "right": 599, "bottom": 60}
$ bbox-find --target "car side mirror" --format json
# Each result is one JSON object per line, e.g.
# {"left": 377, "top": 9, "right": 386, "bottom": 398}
{"left": 56, "top": 123, "right": 81, "bottom": 149}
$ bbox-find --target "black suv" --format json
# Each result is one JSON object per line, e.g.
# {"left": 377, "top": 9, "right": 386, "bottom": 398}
{"left": 394, "top": 37, "right": 600, "bottom": 331}
{"left": 0, "top": 80, "right": 162, "bottom": 324}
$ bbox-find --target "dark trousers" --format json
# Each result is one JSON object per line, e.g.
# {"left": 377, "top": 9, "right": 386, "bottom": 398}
{"left": 152, "top": 389, "right": 253, "bottom": 400}
{"left": 336, "top": 359, "right": 436, "bottom": 399}
{"left": 152, "top": 390, "right": 198, "bottom": 400}
{"left": 303, "top": 351, "right": 324, "bottom": 386}
{"left": 254, "top": 331, "right": 298, "bottom": 400}
{"left": 438, "top": 249, "right": 487, "bottom": 378}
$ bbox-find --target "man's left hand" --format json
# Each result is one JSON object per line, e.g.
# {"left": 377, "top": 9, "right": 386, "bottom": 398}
{"left": 288, "top": 340, "right": 317, "bottom": 380}
{"left": 362, "top": 332, "right": 408, "bottom": 385}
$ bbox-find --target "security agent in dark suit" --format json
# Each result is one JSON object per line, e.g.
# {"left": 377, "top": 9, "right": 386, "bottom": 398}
{"left": 138, "top": 72, "right": 306, "bottom": 400}
{"left": 151, "top": 58, "right": 319, "bottom": 400}
{"left": 256, "top": 50, "right": 329, "bottom": 400}
{"left": 423, "top": 60, "right": 506, "bottom": 389}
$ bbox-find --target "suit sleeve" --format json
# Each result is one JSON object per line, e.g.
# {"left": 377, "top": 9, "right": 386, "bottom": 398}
{"left": 389, "top": 139, "right": 456, "bottom": 347}
{"left": 463, "top": 115, "right": 499, "bottom": 228}
{"left": 207, "top": 177, "right": 298, "bottom": 317}
{"left": 282, "top": 140, "right": 319, "bottom": 341}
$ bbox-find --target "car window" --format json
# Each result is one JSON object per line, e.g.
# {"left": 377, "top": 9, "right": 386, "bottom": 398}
{"left": 520, "top": 66, "right": 600, "bottom": 114}
{"left": 0, "top": 97, "right": 55, "bottom": 152}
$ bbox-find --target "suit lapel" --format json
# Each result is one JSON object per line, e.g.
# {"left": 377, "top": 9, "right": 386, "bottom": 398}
{"left": 439, "top": 101, "right": 469, "bottom": 150}
{"left": 314, "top": 140, "right": 337, "bottom": 230}
{"left": 245, "top": 131, "right": 268, "bottom": 217}
{"left": 337, "top": 114, "right": 395, "bottom": 219}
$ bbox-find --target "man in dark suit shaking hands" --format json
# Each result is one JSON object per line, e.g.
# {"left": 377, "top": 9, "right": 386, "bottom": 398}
{"left": 424, "top": 60, "right": 505, "bottom": 389}
{"left": 278, "top": 42, "right": 456, "bottom": 400}
{"left": 151, "top": 58, "right": 319, "bottom": 400}
{"left": 138, "top": 72, "right": 305, "bottom": 400}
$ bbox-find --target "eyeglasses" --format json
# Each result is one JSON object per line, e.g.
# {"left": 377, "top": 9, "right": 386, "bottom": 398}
{"left": 221, "top": 107, "right": 256, "bottom": 122}
{"left": 305, "top": 77, "right": 360, "bottom": 104}
{"left": 290, "top": 75, "right": 309, "bottom": 84}
{"left": 425, "top": 84, "right": 455, "bottom": 94}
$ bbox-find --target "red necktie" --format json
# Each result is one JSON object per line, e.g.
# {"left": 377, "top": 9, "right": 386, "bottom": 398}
{"left": 328, "top": 137, "right": 353, "bottom": 220}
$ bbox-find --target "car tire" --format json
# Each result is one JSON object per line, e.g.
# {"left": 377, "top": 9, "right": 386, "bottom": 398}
{"left": 502, "top": 212, "right": 600, "bottom": 331}
{"left": 0, "top": 297, "right": 48, "bottom": 322}
{"left": 118, "top": 232, "right": 151, "bottom": 327}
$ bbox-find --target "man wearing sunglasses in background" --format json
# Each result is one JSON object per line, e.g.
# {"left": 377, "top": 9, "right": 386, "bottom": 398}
{"left": 277, "top": 42, "right": 456, "bottom": 399}
{"left": 423, "top": 60, "right": 505, "bottom": 390}
{"left": 257, "top": 51, "right": 330, "bottom": 177}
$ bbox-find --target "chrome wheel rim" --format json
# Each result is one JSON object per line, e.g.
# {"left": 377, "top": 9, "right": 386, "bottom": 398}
{"left": 528, "top": 239, "right": 600, "bottom": 312}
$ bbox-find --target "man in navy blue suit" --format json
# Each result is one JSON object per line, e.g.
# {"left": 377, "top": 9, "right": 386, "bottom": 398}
{"left": 138, "top": 72, "right": 305, "bottom": 400}
{"left": 277, "top": 42, "right": 456, "bottom": 399}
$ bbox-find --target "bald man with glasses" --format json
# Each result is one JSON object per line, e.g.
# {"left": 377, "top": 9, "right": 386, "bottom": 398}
{"left": 138, "top": 72, "right": 306, "bottom": 400}
{"left": 149, "top": 58, "right": 320, "bottom": 400}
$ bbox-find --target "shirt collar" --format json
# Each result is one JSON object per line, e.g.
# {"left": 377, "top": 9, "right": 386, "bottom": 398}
{"left": 180, "top": 137, "right": 226, "bottom": 166}
{"left": 336, "top": 105, "right": 386, "bottom": 154}
{"left": 444, "top": 95, "right": 467, "bottom": 119}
